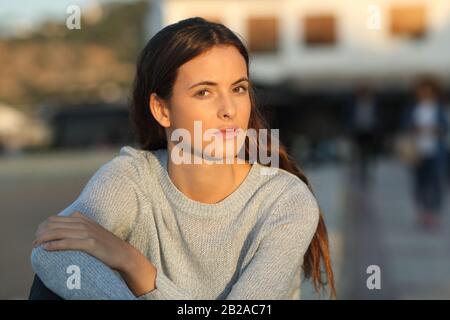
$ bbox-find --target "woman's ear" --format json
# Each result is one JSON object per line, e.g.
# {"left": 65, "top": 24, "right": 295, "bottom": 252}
{"left": 149, "top": 93, "right": 171, "bottom": 128}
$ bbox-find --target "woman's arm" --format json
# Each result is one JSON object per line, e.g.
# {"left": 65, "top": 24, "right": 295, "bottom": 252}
{"left": 32, "top": 211, "right": 157, "bottom": 297}
{"left": 31, "top": 241, "right": 138, "bottom": 299}
{"left": 30, "top": 147, "right": 149, "bottom": 299}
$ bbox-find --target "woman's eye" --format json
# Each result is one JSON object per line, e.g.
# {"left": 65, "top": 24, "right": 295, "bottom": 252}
{"left": 196, "top": 86, "right": 247, "bottom": 97}
{"left": 196, "top": 89, "right": 210, "bottom": 97}
{"left": 234, "top": 86, "right": 248, "bottom": 94}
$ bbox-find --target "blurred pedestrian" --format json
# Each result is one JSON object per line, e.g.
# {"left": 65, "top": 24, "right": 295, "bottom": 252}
{"left": 348, "top": 85, "right": 379, "bottom": 187}
{"left": 402, "top": 79, "right": 449, "bottom": 231}
{"left": 443, "top": 92, "right": 450, "bottom": 186}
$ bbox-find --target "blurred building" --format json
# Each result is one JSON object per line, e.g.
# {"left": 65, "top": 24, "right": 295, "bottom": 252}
{"left": 0, "top": 103, "right": 51, "bottom": 153}
{"left": 44, "top": 103, "right": 134, "bottom": 149}
{"left": 149, "top": 0, "right": 450, "bottom": 89}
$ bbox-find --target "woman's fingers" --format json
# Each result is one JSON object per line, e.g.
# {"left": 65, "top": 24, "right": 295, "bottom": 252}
{"left": 35, "top": 216, "right": 85, "bottom": 235}
{"left": 70, "top": 211, "right": 96, "bottom": 224}
{"left": 35, "top": 221, "right": 87, "bottom": 239}
{"left": 46, "top": 215, "right": 86, "bottom": 224}
{"left": 34, "top": 228, "right": 90, "bottom": 248}
{"left": 32, "top": 212, "right": 99, "bottom": 247}
{"left": 36, "top": 221, "right": 86, "bottom": 233}
{"left": 70, "top": 211, "right": 88, "bottom": 220}
{"left": 42, "top": 238, "right": 94, "bottom": 251}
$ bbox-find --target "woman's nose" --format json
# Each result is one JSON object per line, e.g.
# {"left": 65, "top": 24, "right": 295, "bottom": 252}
{"left": 218, "top": 94, "right": 237, "bottom": 119}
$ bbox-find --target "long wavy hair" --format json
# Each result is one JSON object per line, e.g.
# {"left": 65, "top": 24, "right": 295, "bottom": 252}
{"left": 129, "top": 17, "right": 336, "bottom": 299}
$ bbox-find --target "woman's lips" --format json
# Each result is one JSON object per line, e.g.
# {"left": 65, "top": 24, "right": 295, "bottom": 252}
{"left": 216, "top": 128, "right": 238, "bottom": 139}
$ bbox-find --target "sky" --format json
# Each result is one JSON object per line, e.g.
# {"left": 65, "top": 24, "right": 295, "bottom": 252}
{"left": 0, "top": 0, "right": 139, "bottom": 36}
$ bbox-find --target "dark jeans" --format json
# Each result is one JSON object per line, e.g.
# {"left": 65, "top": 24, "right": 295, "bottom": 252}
{"left": 448, "top": 150, "right": 450, "bottom": 183}
{"left": 413, "top": 155, "right": 444, "bottom": 213}
{"left": 28, "top": 274, "right": 63, "bottom": 300}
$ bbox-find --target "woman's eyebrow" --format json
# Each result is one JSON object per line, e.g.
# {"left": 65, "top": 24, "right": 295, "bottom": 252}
{"left": 189, "top": 77, "right": 249, "bottom": 89}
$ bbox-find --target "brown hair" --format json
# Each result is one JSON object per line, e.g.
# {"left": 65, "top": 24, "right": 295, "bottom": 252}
{"left": 129, "top": 17, "right": 336, "bottom": 299}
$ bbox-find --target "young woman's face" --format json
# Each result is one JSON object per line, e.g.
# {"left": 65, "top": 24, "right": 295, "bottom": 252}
{"left": 166, "top": 45, "right": 251, "bottom": 161}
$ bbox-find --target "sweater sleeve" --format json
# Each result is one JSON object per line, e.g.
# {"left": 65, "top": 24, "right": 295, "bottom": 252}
{"left": 30, "top": 147, "right": 145, "bottom": 300}
{"left": 137, "top": 183, "right": 320, "bottom": 300}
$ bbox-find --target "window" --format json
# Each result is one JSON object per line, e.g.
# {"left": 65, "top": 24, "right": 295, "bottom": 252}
{"left": 247, "top": 17, "right": 279, "bottom": 53}
{"left": 303, "top": 14, "right": 337, "bottom": 46}
{"left": 390, "top": 5, "right": 426, "bottom": 39}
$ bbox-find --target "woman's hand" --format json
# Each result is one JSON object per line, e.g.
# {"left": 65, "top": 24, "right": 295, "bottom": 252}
{"left": 33, "top": 211, "right": 129, "bottom": 270}
{"left": 32, "top": 211, "right": 157, "bottom": 296}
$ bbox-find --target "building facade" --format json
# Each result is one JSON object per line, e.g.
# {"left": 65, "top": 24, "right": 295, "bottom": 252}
{"left": 148, "top": 0, "right": 450, "bottom": 89}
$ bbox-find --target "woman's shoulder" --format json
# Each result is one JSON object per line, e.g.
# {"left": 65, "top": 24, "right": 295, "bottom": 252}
{"left": 118, "top": 145, "right": 163, "bottom": 161}
{"left": 92, "top": 145, "right": 166, "bottom": 190}
{"left": 115, "top": 145, "right": 166, "bottom": 172}
{"left": 253, "top": 166, "right": 320, "bottom": 246}
{"left": 259, "top": 165, "right": 313, "bottom": 196}
{"left": 258, "top": 165, "right": 320, "bottom": 219}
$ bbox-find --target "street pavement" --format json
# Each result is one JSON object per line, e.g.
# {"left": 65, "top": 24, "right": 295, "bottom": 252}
{"left": 341, "top": 157, "right": 450, "bottom": 299}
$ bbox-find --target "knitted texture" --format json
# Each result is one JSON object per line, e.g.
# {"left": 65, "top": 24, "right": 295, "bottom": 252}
{"left": 30, "top": 146, "right": 320, "bottom": 300}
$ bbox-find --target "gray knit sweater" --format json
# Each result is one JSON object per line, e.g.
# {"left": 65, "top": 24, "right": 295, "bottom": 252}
{"left": 30, "top": 146, "right": 320, "bottom": 300}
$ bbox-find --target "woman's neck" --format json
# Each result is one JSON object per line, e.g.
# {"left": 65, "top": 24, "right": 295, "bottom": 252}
{"left": 166, "top": 149, "right": 252, "bottom": 204}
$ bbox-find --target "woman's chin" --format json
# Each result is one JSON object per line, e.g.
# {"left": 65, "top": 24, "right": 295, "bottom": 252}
{"left": 202, "top": 142, "right": 247, "bottom": 164}
{"left": 202, "top": 150, "right": 238, "bottom": 163}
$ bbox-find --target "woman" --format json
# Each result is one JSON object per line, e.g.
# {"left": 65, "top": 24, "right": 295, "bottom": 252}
{"left": 30, "top": 17, "right": 336, "bottom": 299}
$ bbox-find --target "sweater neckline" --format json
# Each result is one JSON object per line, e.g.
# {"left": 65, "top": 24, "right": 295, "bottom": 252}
{"left": 150, "top": 148, "right": 261, "bottom": 217}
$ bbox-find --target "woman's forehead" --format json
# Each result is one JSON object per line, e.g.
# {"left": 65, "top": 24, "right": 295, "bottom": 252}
{"left": 176, "top": 47, "right": 247, "bottom": 87}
